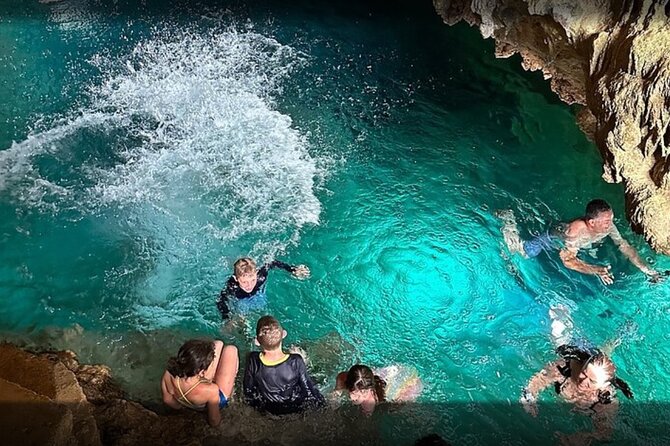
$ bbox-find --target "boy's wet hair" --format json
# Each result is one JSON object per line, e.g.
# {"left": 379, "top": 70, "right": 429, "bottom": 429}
{"left": 585, "top": 199, "right": 611, "bottom": 220}
{"left": 234, "top": 257, "right": 257, "bottom": 277}
{"left": 166, "top": 339, "right": 215, "bottom": 378}
{"left": 256, "top": 315, "right": 283, "bottom": 350}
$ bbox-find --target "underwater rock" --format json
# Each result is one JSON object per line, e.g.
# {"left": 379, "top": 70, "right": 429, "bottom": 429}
{"left": 434, "top": 0, "right": 670, "bottom": 253}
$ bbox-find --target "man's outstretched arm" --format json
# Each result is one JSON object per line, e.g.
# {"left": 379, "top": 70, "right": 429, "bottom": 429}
{"left": 609, "top": 225, "right": 658, "bottom": 278}
{"left": 559, "top": 249, "right": 614, "bottom": 285}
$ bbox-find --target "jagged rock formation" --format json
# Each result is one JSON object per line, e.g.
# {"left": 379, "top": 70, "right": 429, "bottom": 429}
{"left": 0, "top": 343, "right": 101, "bottom": 446}
{"left": 433, "top": 0, "right": 670, "bottom": 254}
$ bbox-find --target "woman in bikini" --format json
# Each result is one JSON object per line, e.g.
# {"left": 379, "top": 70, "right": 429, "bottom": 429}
{"left": 161, "top": 339, "right": 239, "bottom": 427}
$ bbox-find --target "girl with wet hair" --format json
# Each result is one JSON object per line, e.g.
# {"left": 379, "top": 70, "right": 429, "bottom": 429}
{"left": 166, "top": 339, "right": 216, "bottom": 378}
{"left": 335, "top": 365, "right": 386, "bottom": 415}
{"left": 335, "top": 364, "right": 422, "bottom": 415}
{"left": 161, "top": 339, "right": 239, "bottom": 427}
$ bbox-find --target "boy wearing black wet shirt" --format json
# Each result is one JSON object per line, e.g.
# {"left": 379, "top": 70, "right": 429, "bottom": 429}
{"left": 217, "top": 257, "right": 309, "bottom": 319}
{"left": 243, "top": 316, "right": 325, "bottom": 415}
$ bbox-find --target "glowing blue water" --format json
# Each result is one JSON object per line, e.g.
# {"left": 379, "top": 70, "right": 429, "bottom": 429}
{"left": 1, "top": 1, "right": 669, "bottom": 444}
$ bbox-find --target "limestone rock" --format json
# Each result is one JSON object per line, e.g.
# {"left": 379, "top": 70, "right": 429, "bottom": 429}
{"left": 0, "top": 343, "right": 100, "bottom": 446}
{"left": 434, "top": 0, "right": 670, "bottom": 253}
{"left": 0, "top": 377, "right": 74, "bottom": 446}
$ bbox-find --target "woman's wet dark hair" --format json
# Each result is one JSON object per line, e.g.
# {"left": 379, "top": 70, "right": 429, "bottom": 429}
{"left": 613, "top": 376, "right": 634, "bottom": 399}
{"left": 556, "top": 344, "right": 633, "bottom": 399}
{"left": 167, "top": 339, "right": 215, "bottom": 378}
{"left": 345, "top": 364, "right": 387, "bottom": 402}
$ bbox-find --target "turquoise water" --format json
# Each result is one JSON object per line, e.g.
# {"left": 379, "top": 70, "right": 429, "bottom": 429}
{"left": 2, "top": 0, "right": 670, "bottom": 444}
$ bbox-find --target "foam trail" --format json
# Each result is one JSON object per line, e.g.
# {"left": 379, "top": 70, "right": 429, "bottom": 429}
{"left": 0, "top": 112, "right": 113, "bottom": 208}
{"left": 2, "top": 28, "right": 323, "bottom": 327}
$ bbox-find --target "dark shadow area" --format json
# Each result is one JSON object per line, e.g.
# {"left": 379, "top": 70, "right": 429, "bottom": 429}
{"left": 1, "top": 402, "right": 669, "bottom": 445}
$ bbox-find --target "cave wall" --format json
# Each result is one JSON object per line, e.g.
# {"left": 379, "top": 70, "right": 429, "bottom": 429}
{"left": 434, "top": 0, "right": 670, "bottom": 253}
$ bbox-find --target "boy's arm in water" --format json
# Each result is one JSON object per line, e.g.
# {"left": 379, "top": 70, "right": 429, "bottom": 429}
{"left": 242, "top": 355, "right": 263, "bottom": 409}
{"left": 295, "top": 356, "right": 326, "bottom": 408}
{"left": 266, "top": 260, "right": 310, "bottom": 279}
{"left": 608, "top": 225, "right": 659, "bottom": 279}
{"left": 521, "top": 361, "right": 563, "bottom": 417}
{"left": 216, "top": 278, "right": 236, "bottom": 319}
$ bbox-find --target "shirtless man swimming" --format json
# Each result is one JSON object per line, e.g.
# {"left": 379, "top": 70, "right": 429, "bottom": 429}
{"left": 500, "top": 199, "right": 660, "bottom": 285}
{"left": 558, "top": 199, "right": 660, "bottom": 284}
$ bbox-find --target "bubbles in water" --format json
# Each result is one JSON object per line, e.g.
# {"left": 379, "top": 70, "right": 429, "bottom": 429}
{"left": 3, "top": 29, "right": 321, "bottom": 237}
{"left": 1, "top": 27, "right": 324, "bottom": 328}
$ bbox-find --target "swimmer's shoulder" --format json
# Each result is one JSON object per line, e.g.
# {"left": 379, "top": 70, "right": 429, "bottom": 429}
{"left": 563, "top": 219, "right": 587, "bottom": 239}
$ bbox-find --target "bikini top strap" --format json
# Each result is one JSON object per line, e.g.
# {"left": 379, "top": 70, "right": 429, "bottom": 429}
{"left": 176, "top": 376, "right": 207, "bottom": 408}
{"left": 554, "top": 375, "right": 570, "bottom": 394}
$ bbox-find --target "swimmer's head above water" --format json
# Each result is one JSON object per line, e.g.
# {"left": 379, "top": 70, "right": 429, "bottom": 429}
{"left": 255, "top": 315, "right": 287, "bottom": 351}
{"left": 576, "top": 353, "right": 615, "bottom": 392}
{"left": 335, "top": 364, "right": 387, "bottom": 415}
{"left": 583, "top": 199, "right": 614, "bottom": 234}
{"left": 233, "top": 257, "right": 258, "bottom": 292}
{"left": 557, "top": 345, "right": 633, "bottom": 399}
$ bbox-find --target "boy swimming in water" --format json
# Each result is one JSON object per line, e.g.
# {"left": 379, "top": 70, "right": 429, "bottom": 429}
{"left": 499, "top": 199, "right": 661, "bottom": 284}
{"left": 216, "top": 257, "right": 310, "bottom": 319}
{"left": 243, "top": 315, "right": 325, "bottom": 415}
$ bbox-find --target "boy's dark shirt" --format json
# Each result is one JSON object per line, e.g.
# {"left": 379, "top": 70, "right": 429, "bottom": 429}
{"left": 216, "top": 260, "right": 295, "bottom": 319}
{"left": 243, "top": 352, "right": 325, "bottom": 415}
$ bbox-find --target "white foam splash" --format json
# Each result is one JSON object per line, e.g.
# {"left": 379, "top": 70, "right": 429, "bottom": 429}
{"left": 1, "top": 29, "right": 320, "bottom": 232}
{"left": 0, "top": 112, "right": 114, "bottom": 210}
{"left": 88, "top": 30, "right": 320, "bottom": 238}
{"left": 1, "top": 28, "right": 323, "bottom": 325}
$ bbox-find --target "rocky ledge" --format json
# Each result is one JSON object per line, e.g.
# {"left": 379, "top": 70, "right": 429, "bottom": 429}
{"left": 0, "top": 343, "right": 373, "bottom": 446}
{"left": 0, "top": 343, "right": 243, "bottom": 446}
{"left": 433, "top": 0, "right": 670, "bottom": 253}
